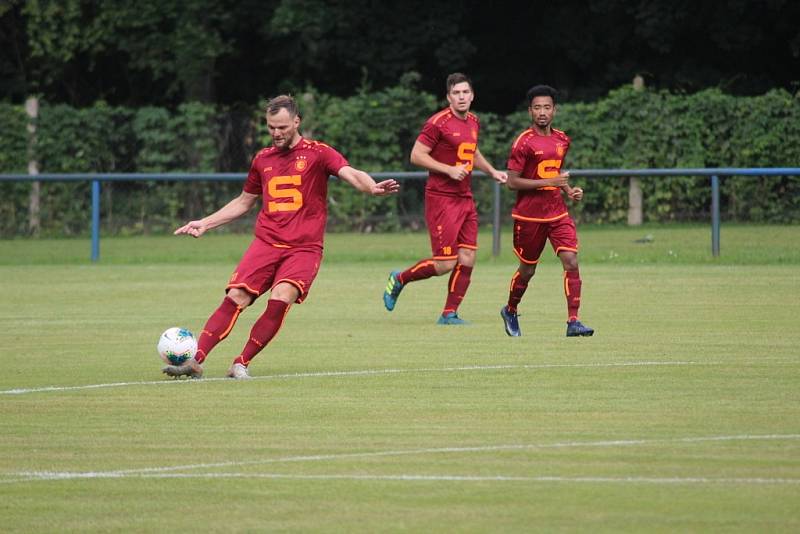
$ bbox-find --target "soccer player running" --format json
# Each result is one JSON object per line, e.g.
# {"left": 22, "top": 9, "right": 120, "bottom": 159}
{"left": 383, "top": 73, "right": 507, "bottom": 324}
{"left": 499, "top": 85, "right": 594, "bottom": 338}
{"left": 163, "top": 95, "right": 399, "bottom": 379}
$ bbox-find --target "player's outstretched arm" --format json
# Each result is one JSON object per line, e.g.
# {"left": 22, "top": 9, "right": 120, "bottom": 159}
{"left": 473, "top": 148, "right": 507, "bottom": 184}
{"left": 174, "top": 191, "right": 259, "bottom": 238}
{"left": 337, "top": 166, "right": 400, "bottom": 196}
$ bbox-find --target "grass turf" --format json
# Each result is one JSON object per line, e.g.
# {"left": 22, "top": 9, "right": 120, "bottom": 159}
{"left": 1, "top": 226, "right": 799, "bottom": 532}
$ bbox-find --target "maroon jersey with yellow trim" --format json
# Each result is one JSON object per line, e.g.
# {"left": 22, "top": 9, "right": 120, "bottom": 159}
{"left": 507, "top": 128, "right": 571, "bottom": 221}
{"left": 243, "top": 137, "right": 348, "bottom": 248}
{"left": 417, "top": 108, "right": 480, "bottom": 198}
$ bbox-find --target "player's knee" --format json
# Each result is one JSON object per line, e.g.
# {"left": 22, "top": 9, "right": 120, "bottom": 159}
{"left": 560, "top": 253, "right": 579, "bottom": 271}
{"left": 518, "top": 263, "right": 536, "bottom": 279}
{"left": 433, "top": 259, "right": 457, "bottom": 275}
{"left": 227, "top": 288, "right": 254, "bottom": 308}
{"left": 458, "top": 248, "right": 476, "bottom": 267}
{"left": 270, "top": 282, "right": 300, "bottom": 303}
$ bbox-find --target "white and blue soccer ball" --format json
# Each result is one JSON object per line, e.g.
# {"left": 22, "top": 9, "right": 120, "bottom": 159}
{"left": 157, "top": 327, "right": 197, "bottom": 365}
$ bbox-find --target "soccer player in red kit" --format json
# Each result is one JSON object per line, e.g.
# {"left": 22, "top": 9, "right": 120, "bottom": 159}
{"left": 499, "top": 85, "right": 594, "bottom": 338}
{"left": 163, "top": 95, "right": 399, "bottom": 379}
{"left": 382, "top": 73, "right": 507, "bottom": 324}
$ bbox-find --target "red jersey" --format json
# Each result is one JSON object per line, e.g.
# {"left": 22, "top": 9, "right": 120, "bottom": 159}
{"left": 243, "top": 138, "right": 348, "bottom": 248}
{"left": 507, "top": 127, "right": 571, "bottom": 222}
{"left": 416, "top": 108, "right": 480, "bottom": 198}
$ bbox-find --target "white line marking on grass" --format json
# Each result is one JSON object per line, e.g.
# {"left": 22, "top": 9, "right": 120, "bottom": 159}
{"left": 0, "top": 360, "right": 709, "bottom": 396}
{"left": 4, "top": 472, "right": 799, "bottom": 486}
{"left": 4, "top": 433, "right": 799, "bottom": 484}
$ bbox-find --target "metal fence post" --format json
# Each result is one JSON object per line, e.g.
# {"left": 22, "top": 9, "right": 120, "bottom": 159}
{"left": 91, "top": 179, "right": 101, "bottom": 262}
{"left": 492, "top": 181, "right": 501, "bottom": 257}
{"left": 711, "top": 175, "right": 720, "bottom": 257}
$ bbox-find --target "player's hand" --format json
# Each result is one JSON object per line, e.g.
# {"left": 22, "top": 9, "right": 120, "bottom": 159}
{"left": 448, "top": 163, "right": 469, "bottom": 181}
{"left": 568, "top": 186, "right": 584, "bottom": 201}
{"left": 371, "top": 179, "right": 400, "bottom": 196}
{"left": 491, "top": 170, "right": 508, "bottom": 184}
{"left": 553, "top": 171, "right": 569, "bottom": 188}
{"left": 174, "top": 220, "right": 207, "bottom": 238}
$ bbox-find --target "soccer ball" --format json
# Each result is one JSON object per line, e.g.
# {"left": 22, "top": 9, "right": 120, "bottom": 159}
{"left": 157, "top": 327, "right": 197, "bottom": 365}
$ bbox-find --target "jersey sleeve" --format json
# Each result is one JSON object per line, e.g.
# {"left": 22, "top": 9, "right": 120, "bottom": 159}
{"left": 243, "top": 156, "right": 262, "bottom": 195}
{"left": 416, "top": 120, "right": 441, "bottom": 149}
{"left": 506, "top": 136, "right": 528, "bottom": 173}
{"left": 323, "top": 146, "right": 349, "bottom": 176}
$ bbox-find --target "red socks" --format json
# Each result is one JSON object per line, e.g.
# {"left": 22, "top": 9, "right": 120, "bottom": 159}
{"left": 195, "top": 297, "right": 291, "bottom": 367}
{"left": 399, "top": 259, "right": 438, "bottom": 285}
{"left": 443, "top": 264, "right": 472, "bottom": 315}
{"left": 506, "top": 270, "right": 532, "bottom": 313}
{"left": 195, "top": 296, "right": 242, "bottom": 363}
{"left": 564, "top": 270, "right": 582, "bottom": 321}
{"left": 233, "top": 299, "right": 291, "bottom": 367}
{"left": 399, "top": 259, "right": 473, "bottom": 316}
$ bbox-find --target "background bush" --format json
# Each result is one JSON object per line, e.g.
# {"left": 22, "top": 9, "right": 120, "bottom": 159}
{"left": 1, "top": 81, "right": 798, "bottom": 237}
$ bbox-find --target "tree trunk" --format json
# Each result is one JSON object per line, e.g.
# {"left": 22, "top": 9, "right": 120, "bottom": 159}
{"left": 628, "top": 177, "right": 643, "bottom": 225}
{"left": 26, "top": 96, "right": 40, "bottom": 236}
{"left": 628, "top": 76, "right": 645, "bottom": 226}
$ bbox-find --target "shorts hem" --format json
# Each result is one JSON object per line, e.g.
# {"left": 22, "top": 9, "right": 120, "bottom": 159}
{"left": 513, "top": 248, "right": 540, "bottom": 265}
{"left": 226, "top": 283, "right": 261, "bottom": 296}
{"left": 512, "top": 212, "right": 569, "bottom": 223}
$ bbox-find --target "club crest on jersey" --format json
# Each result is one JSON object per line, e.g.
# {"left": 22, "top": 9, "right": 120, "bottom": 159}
{"left": 294, "top": 158, "right": 307, "bottom": 171}
{"left": 471, "top": 129, "right": 477, "bottom": 140}
{"left": 556, "top": 144, "right": 566, "bottom": 157}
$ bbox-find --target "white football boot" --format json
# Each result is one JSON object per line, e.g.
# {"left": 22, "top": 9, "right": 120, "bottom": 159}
{"left": 226, "top": 363, "right": 252, "bottom": 380}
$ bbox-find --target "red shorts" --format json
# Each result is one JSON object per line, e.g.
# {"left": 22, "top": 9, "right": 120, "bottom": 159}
{"left": 512, "top": 215, "right": 578, "bottom": 264}
{"left": 226, "top": 238, "right": 322, "bottom": 303}
{"left": 425, "top": 193, "right": 478, "bottom": 259}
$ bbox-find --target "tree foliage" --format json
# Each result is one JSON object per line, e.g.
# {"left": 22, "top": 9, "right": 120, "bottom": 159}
{"left": 2, "top": 0, "right": 798, "bottom": 111}
{"left": 0, "top": 82, "right": 798, "bottom": 237}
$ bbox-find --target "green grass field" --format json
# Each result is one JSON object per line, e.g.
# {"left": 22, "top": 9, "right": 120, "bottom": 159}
{"left": 1, "top": 225, "right": 799, "bottom": 532}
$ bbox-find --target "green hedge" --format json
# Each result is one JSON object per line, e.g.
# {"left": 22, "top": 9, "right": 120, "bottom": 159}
{"left": 1, "top": 80, "right": 798, "bottom": 237}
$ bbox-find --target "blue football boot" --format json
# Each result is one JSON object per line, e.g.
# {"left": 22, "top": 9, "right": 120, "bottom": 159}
{"left": 566, "top": 320, "right": 594, "bottom": 337}
{"left": 500, "top": 306, "right": 521, "bottom": 337}
{"left": 437, "top": 312, "right": 469, "bottom": 325}
{"left": 383, "top": 270, "right": 404, "bottom": 311}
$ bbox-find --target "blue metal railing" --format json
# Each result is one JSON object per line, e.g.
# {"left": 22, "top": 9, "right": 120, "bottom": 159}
{"left": 2, "top": 168, "right": 799, "bottom": 261}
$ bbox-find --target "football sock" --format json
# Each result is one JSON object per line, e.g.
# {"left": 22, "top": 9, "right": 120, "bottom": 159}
{"left": 195, "top": 296, "right": 242, "bottom": 364}
{"left": 564, "top": 269, "right": 582, "bottom": 321}
{"left": 442, "top": 264, "right": 472, "bottom": 315}
{"left": 234, "top": 299, "right": 290, "bottom": 367}
{"left": 507, "top": 270, "right": 531, "bottom": 313}
{"left": 399, "top": 259, "right": 438, "bottom": 285}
